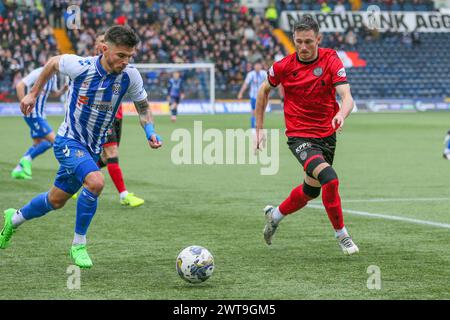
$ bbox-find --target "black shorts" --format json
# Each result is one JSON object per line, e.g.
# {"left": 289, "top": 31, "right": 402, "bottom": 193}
{"left": 104, "top": 117, "right": 122, "bottom": 146}
{"left": 287, "top": 133, "right": 337, "bottom": 170}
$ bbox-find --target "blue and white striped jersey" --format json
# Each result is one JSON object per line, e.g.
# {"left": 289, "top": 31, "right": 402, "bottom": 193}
{"left": 167, "top": 78, "right": 183, "bottom": 98}
{"left": 22, "top": 67, "right": 58, "bottom": 119}
{"left": 57, "top": 54, "right": 147, "bottom": 154}
{"left": 244, "top": 70, "right": 267, "bottom": 99}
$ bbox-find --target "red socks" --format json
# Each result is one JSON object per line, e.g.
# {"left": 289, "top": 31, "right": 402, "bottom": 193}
{"left": 107, "top": 162, "right": 126, "bottom": 193}
{"left": 279, "top": 184, "right": 313, "bottom": 215}
{"left": 278, "top": 179, "right": 345, "bottom": 230}
{"left": 321, "top": 179, "right": 344, "bottom": 230}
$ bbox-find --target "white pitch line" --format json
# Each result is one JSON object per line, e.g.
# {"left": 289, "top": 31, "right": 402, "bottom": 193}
{"left": 307, "top": 204, "right": 450, "bottom": 229}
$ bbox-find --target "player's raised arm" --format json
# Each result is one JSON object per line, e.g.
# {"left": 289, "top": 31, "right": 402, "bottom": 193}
{"left": 20, "top": 56, "right": 62, "bottom": 116}
{"left": 133, "top": 99, "right": 162, "bottom": 149}
{"left": 255, "top": 79, "right": 273, "bottom": 151}
{"left": 332, "top": 83, "right": 354, "bottom": 131}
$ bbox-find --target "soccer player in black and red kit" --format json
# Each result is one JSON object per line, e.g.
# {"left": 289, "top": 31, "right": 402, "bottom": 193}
{"left": 256, "top": 15, "right": 359, "bottom": 255}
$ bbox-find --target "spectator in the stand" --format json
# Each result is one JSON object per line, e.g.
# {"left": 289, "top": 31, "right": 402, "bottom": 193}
{"left": 334, "top": 1, "right": 347, "bottom": 14}
{"left": 402, "top": 31, "right": 412, "bottom": 47}
{"left": 349, "top": 0, "right": 362, "bottom": 10}
{"left": 121, "top": 0, "right": 133, "bottom": 15}
{"left": 2, "top": 1, "right": 286, "bottom": 99}
{"left": 412, "top": 28, "right": 421, "bottom": 47}
{"left": 345, "top": 28, "right": 357, "bottom": 50}
{"left": 265, "top": 2, "right": 278, "bottom": 28}
{"left": 321, "top": 2, "right": 332, "bottom": 13}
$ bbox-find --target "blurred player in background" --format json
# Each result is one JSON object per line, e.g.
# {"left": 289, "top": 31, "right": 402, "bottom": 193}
{"left": 94, "top": 33, "right": 145, "bottom": 207}
{"left": 443, "top": 130, "right": 450, "bottom": 159}
{"left": 11, "top": 67, "right": 67, "bottom": 180}
{"left": 237, "top": 61, "right": 266, "bottom": 129}
{"left": 256, "top": 15, "right": 359, "bottom": 255}
{"left": 167, "top": 71, "right": 184, "bottom": 122}
{"left": 1, "top": 26, "right": 162, "bottom": 268}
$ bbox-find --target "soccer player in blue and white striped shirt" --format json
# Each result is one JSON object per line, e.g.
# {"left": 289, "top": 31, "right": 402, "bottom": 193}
{"left": 237, "top": 61, "right": 267, "bottom": 129}
{"left": 167, "top": 71, "right": 184, "bottom": 122}
{"left": 1, "top": 25, "right": 162, "bottom": 268}
{"left": 12, "top": 67, "right": 67, "bottom": 180}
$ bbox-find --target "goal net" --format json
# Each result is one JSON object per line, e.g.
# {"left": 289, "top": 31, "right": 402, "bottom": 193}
{"left": 131, "top": 63, "right": 215, "bottom": 115}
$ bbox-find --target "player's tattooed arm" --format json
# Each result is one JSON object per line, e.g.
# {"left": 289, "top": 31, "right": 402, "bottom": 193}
{"left": 134, "top": 99, "right": 155, "bottom": 128}
{"left": 134, "top": 99, "right": 162, "bottom": 148}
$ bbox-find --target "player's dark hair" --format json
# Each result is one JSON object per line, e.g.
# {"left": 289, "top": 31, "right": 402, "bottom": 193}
{"left": 104, "top": 25, "right": 140, "bottom": 48}
{"left": 293, "top": 14, "right": 319, "bottom": 35}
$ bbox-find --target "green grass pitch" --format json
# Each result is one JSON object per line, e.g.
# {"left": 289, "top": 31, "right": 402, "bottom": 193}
{"left": 0, "top": 112, "right": 449, "bottom": 299}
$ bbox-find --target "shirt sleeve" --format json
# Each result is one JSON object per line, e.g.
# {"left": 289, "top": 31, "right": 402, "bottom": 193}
{"left": 330, "top": 52, "right": 348, "bottom": 87}
{"left": 58, "top": 54, "right": 91, "bottom": 80}
{"left": 267, "top": 61, "right": 282, "bottom": 87}
{"left": 244, "top": 72, "right": 253, "bottom": 85}
{"left": 127, "top": 67, "right": 148, "bottom": 102}
{"left": 21, "top": 68, "right": 42, "bottom": 87}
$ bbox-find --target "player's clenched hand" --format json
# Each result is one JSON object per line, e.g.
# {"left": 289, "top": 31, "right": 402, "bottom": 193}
{"left": 20, "top": 94, "right": 36, "bottom": 116}
{"left": 254, "top": 128, "right": 266, "bottom": 153}
{"left": 332, "top": 112, "right": 345, "bottom": 133}
{"left": 148, "top": 134, "right": 163, "bottom": 149}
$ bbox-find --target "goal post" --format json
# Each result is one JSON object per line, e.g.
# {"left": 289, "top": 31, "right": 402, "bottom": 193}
{"left": 134, "top": 63, "right": 215, "bottom": 114}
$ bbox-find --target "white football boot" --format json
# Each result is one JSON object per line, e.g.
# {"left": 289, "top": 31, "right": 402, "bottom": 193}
{"left": 337, "top": 234, "right": 359, "bottom": 255}
{"left": 263, "top": 205, "right": 279, "bottom": 245}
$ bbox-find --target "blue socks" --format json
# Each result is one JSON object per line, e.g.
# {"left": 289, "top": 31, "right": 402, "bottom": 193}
{"left": 20, "top": 192, "right": 55, "bottom": 220}
{"left": 251, "top": 115, "right": 256, "bottom": 129}
{"left": 23, "top": 145, "right": 36, "bottom": 158}
{"left": 22, "top": 140, "right": 53, "bottom": 161}
{"left": 17, "top": 188, "right": 99, "bottom": 242}
{"left": 75, "top": 188, "right": 98, "bottom": 236}
{"left": 29, "top": 140, "right": 53, "bottom": 159}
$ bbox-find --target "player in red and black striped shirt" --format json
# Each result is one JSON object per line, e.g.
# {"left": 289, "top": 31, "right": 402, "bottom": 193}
{"left": 256, "top": 15, "right": 359, "bottom": 255}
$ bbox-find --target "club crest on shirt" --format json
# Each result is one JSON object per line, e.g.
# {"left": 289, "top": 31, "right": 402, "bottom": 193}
{"left": 113, "top": 83, "right": 121, "bottom": 95}
{"left": 300, "top": 151, "right": 308, "bottom": 161}
{"left": 76, "top": 150, "right": 85, "bottom": 158}
{"left": 313, "top": 67, "right": 323, "bottom": 77}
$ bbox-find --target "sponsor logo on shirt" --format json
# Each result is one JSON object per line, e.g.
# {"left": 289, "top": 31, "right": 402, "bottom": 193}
{"left": 77, "top": 95, "right": 88, "bottom": 106}
{"left": 91, "top": 102, "right": 113, "bottom": 112}
{"left": 77, "top": 96, "right": 112, "bottom": 112}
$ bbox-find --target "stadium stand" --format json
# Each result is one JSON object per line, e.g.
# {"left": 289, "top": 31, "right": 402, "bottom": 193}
{"left": 276, "top": 0, "right": 436, "bottom": 12}
{"left": 0, "top": 0, "right": 448, "bottom": 101}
